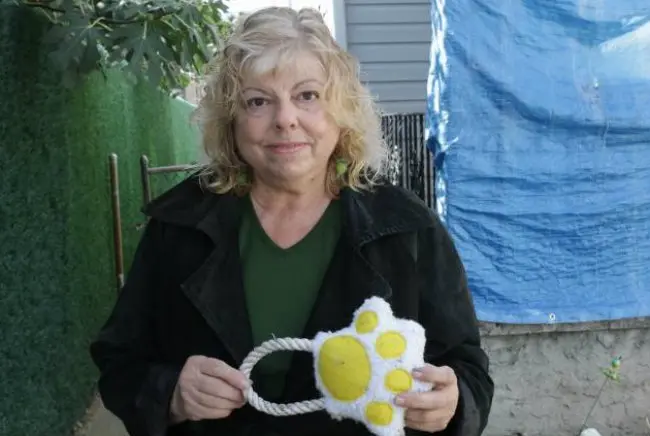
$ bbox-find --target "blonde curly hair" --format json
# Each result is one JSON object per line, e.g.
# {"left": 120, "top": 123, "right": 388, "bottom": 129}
{"left": 192, "top": 6, "right": 388, "bottom": 195}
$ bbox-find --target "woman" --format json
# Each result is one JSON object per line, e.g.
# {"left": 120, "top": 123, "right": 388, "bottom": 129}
{"left": 90, "top": 6, "right": 493, "bottom": 436}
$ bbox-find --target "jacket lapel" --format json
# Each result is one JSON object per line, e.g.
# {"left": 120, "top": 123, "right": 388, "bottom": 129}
{"left": 179, "top": 194, "right": 254, "bottom": 366}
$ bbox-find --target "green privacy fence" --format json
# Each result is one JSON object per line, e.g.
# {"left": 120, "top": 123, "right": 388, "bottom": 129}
{"left": 0, "top": 6, "right": 200, "bottom": 435}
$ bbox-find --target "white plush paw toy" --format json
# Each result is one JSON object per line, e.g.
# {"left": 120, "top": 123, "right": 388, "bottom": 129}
{"left": 240, "top": 296, "right": 433, "bottom": 436}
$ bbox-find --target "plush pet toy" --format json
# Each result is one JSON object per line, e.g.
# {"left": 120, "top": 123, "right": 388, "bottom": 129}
{"left": 240, "top": 297, "right": 433, "bottom": 436}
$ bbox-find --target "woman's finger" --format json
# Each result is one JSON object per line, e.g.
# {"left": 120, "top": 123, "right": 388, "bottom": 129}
{"left": 199, "top": 358, "right": 250, "bottom": 391}
{"left": 183, "top": 397, "right": 234, "bottom": 421}
{"left": 405, "top": 408, "right": 443, "bottom": 423}
{"left": 396, "top": 390, "right": 445, "bottom": 410}
{"left": 190, "top": 388, "right": 245, "bottom": 410}
{"left": 413, "top": 365, "right": 456, "bottom": 386}
{"left": 197, "top": 375, "right": 246, "bottom": 404}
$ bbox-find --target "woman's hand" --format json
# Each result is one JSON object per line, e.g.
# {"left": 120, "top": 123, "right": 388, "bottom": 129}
{"left": 396, "top": 364, "right": 460, "bottom": 433}
{"left": 170, "top": 356, "right": 250, "bottom": 423}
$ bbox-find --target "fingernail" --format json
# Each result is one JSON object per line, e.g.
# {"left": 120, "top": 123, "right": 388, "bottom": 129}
{"left": 395, "top": 396, "right": 405, "bottom": 406}
{"left": 412, "top": 370, "right": 423, "bottom": 379}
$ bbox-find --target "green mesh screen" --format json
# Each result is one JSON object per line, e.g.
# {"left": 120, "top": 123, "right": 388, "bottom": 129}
{"left": 0, "top": 6, "right": 200, "bottom": 435}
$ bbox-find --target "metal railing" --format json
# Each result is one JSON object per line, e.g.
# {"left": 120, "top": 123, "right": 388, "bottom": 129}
{"left": 382, "top": 113, "right": 435, "bottom": 209}
{"left": 139, "top": 155, "right": 196, "bottom": 208}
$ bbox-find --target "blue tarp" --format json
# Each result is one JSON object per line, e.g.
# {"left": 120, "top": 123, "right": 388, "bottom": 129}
{"left": 426, "top": 0, "right": 650, "bottom": 324}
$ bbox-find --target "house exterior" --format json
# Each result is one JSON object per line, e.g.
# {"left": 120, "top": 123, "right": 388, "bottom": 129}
{"left": 330, "top": 0, "right": 432, "bottom": 114}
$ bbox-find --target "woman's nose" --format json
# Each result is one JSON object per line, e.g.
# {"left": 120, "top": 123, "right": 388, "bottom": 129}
{"left": 274, "top": 100, "right": 298, "bottom": 131}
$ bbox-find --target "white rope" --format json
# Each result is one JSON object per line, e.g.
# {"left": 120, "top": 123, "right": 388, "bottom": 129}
{"left": 239, "top": 337, "right": 325, "bottom": 416}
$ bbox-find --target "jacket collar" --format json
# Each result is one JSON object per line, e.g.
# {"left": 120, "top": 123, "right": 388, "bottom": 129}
{"left": 143, "top": 174, "right": 435, "bottom": 248}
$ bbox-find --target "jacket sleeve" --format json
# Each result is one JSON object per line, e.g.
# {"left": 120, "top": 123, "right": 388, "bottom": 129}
{"left": 90, "top": 219, "right": 182, "bottom": 436}
{"left": 415, "top": 216, "right": 494, "bottom": 436}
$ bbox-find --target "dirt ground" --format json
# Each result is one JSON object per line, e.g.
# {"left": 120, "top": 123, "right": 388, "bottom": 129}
{"left": 77, "top": 399, "right": 127, "bottom": 436}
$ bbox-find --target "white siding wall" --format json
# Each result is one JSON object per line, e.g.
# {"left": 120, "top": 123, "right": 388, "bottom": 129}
{"left": 343, "top": 0, "right": 431, "bottom": 114}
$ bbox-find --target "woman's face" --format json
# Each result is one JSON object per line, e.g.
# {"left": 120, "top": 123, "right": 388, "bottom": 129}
{"left": 234, "top": 52, "right": 341, "bottom": 188}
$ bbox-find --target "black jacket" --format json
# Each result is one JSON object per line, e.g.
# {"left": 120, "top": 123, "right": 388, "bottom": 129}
{"left": 90, "top": 176, "right": 494, "bottom": 436}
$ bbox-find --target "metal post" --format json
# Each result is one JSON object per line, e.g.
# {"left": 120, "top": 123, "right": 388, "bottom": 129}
{"left": 109, "top": 153, "right": 125, "bottom": 292}
{"left": 148, "top": 163, "right": 196, "bottom": 174}
{"left": 140, "top": 155, "right": 152, "bottom": 207}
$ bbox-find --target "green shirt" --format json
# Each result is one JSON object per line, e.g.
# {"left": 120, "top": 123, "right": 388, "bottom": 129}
{"left": 239, "top": 195, "right": 341, "bottom": 399}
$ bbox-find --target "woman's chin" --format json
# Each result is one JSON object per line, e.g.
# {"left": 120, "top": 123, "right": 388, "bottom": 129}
{"left": 264, "top": 164, "right": 324, "bottom": 187}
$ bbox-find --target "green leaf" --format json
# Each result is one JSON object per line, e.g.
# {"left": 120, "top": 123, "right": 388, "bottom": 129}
{"left": 78, "top": 39, "right": 102, "bottom": 74}
{"left": 180, "top": 39, "right": 192, "bottom": 68}
{"left": 121, "top": 23, "right": 147, "bottom": 68}
{"left": 113, "top": 5, "right": 143, "bottom": 21}
{"left": 146, "top": 61, "right": 164, "bottom": 89}
{"left": 204, "top": 23, "right": 221, "bottom": 45}
{"left": 187, "top": 33, "right": 206, "bottom": 65}
{"left": 148, "top": 27, "right": 175, "bottom": 61}
{"left": 109, "top": 24, "right": 141, "bottom": 42}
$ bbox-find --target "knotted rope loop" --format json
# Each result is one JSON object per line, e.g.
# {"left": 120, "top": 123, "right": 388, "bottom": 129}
{"left": 239, "top": 337, "right": 325, "bottom": 416}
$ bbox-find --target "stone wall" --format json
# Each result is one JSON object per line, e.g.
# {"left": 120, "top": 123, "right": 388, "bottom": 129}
{"left": 481, "top": 320, "right": 650, "bottom": 436}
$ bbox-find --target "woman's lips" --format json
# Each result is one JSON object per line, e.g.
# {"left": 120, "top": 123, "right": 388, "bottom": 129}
{"left": 266, "top": 142, "right": 309, "bottom": 154}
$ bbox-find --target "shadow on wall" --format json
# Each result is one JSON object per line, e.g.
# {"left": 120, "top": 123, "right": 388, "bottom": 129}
{"left": 0, "top": 5, "right": 200, "bottom": 436}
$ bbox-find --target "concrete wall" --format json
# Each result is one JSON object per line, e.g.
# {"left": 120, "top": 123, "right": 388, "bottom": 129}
{"left": 481, "top": 320, "right": 650, "bottom": 436}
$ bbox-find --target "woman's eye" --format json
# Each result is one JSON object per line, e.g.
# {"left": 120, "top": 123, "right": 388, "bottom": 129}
{"left": 246, "top": 97, "right": 267, "bottom": 108}
{"left": 298, "top": 91, "right": 320, "bottom": 101}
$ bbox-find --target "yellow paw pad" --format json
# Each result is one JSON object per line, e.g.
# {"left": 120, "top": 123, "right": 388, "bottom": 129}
{"left": 355, "top": 310, "right": 379, "bottom": 334}
{"left": 375, "top": 331, "right": 406, "bottom": 359}
{"left": 385, "top": 369, "right": 412, "bottom": 394}
{"left": 317, "top": 335, "right": 370, "bottom": 401}
{"left": 365, "top": 401, "right": 393, "bottom": 426}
